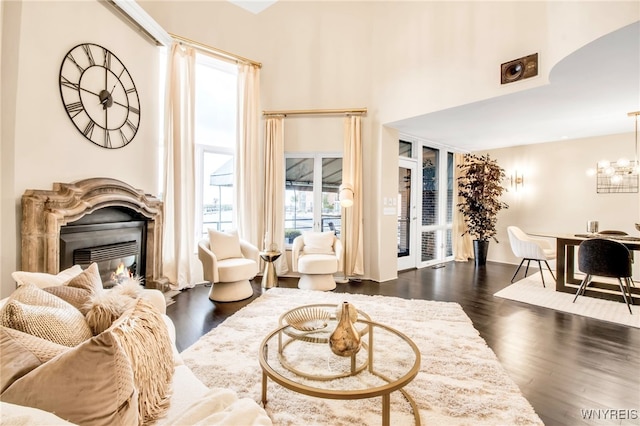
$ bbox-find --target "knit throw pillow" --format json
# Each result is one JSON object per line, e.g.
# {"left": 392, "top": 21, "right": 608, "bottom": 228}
{"left": 0, "top": 284, "right": 92, "bottom": 346}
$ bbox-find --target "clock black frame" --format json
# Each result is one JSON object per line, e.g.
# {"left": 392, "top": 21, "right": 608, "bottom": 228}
{"left": 59, "top": 43, "right": 140, "bottom": 149}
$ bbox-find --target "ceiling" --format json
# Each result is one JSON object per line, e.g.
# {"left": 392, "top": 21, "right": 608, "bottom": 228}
{"left": 227, "top": 1, "right": 278, "bottom": 14}
{"left": 389, "top": 21, "right": 640, "bottom": 152}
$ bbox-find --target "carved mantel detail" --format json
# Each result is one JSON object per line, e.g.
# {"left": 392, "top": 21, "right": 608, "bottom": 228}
{"left": 21, "top": 178, "right": 168, "bottom": 290}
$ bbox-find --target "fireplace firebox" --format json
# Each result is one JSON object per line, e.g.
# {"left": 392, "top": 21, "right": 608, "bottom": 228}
{"left": 60, "top": 207, "right": 147, "bottom": 288}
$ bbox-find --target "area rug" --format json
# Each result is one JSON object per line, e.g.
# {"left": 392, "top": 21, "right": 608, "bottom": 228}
{"left": 180, "top": 288, "right": 542, "bottom": 425}
{"left": 494, "top": 272, "right": 640, "bottom": 328}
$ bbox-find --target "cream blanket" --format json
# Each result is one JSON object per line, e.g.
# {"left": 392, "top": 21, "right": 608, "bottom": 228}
{"left": 163, "top": 388, "right": 272, "bottom": 426}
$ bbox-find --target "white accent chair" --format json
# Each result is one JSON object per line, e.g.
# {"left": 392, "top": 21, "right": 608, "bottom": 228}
{"left": 507, "top": 226, "right": 556, "bottom": 287}
{"left": 292, "top": 232, "right": 342, "bottom": 291}
{"left": 197, "top": 229, "right": 259, "bottom": 302}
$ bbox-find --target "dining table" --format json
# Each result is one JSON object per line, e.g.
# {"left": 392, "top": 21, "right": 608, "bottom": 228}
{"left": 531, "top": 232, "right": 640, "bottom": 304}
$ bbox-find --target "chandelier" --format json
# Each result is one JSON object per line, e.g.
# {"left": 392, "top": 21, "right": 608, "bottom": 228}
{"left": 587, "top": 111, "right": 639, "bottom": 193}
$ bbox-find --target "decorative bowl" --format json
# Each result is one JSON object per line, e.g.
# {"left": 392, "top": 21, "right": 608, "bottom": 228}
{"left": 284, "top": 307, "right": 331, "bottom": 331}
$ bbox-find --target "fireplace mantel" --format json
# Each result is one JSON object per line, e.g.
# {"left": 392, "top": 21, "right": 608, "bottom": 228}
{"left": 21, "top": 178, "right": 169, "bottom": 290}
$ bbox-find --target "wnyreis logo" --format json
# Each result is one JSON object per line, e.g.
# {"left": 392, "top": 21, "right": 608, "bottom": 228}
{"left": 580, "top": 409, "right": 639, "bottom": 421}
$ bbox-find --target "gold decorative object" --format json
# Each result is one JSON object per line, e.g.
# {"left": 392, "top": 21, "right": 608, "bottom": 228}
{"left": 329, "top": 302, "right": 361, "bottom": 357}
{"left": 284, "top": 307, "right": 330, "bottom": 331}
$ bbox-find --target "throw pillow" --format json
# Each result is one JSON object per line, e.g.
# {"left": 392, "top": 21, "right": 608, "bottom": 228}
{"left": 110, "top": 297, "right": 174, "bottom": 424}
{"left": 44, "top": 263, "right": 104, "bottom": 314}
{"left": 0, "top": 284, "right": 92, "bottom": 346}
{"left": 11, "top": 265, "right": 83, "bottom": 289}
{"left": 0, "top": 329, "right": 138, "bottom": 426}
{"left": 302, "top": 231, "right": 335, "bottom": 254}
{"left": 84, "top": 281, "right": 141, "bottom": 335}
{"left": 0, "top": 326, "right": 69, "bottom": 393}
{"left": 208, "top": 228, "right": 243, "bottom": 260}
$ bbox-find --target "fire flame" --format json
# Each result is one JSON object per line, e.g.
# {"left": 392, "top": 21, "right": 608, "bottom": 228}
{"left": 110, "top": 262, "right": 132, "bottom": 284}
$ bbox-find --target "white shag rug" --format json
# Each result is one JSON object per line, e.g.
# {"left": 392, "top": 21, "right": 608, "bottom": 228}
{"left": 495, "top": 272, "right": 640, "bottom": 328}
{"left": 180, "top": 288, "right": 542, "bottom": 425}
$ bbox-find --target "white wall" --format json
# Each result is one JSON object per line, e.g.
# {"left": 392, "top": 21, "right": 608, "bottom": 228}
{"left": 140, "top": 0, "right": 638, "bottom": 282}
{"left": 1, "top": 0, "right": 162, "bottom": 298}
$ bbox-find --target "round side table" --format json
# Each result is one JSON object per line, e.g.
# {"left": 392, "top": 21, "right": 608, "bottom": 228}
{"left": 259, "top": 250, "right": 281, "bottom": 289}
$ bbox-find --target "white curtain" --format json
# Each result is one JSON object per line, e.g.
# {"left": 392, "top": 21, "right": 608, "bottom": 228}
{"left": 453, "top": 152, "right": 474, "bottom": 261}
{"left": 343, "top": 115, "right": 364, "bottom": 276}
{"left": 235, "top": 63, "right": 262, "bottom": 247}
{"left": 162, "top": 43, "right": 197, "bottom": 290}
{"left": 264, "top": 117, "right": 288, "bottom": 274}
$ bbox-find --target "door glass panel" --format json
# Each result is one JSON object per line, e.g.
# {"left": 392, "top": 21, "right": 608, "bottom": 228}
{"left": 321, "top": 158, "right": 342, "bottom": 237}
{"left": 398, "top": 167, "right": 412, "bottom": 257}
{"left": 421, "top": 230, "right": 437, "bottom": 262}
{"left": 285, "top": 158, "right": 314, "bottom": 243}
{"left": 422, "top": 147, "right": 439, "bottom": 226}
{"left": 446, "top": 152, "right": 454, "bottom": 223}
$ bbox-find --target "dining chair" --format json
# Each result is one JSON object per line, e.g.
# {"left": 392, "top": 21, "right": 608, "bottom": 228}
{"left": 572, "top": 238, "right": 633, "bottom": 314}
{"left": 507, "top": 226, "right": 556, "bottom": 287}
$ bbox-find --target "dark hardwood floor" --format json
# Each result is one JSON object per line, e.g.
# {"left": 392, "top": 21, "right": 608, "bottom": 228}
{"left": 167, "top": 260, "right": 640, "bottom": 426}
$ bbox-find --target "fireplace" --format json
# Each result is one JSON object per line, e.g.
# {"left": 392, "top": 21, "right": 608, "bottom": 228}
{"left": 21, "top": 178, "right": 168, "bottom": 290}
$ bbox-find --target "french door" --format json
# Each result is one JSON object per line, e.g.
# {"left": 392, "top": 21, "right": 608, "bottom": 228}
{"left": 397, "top": 141, "right": 454, "bottom": 271}
{"left": 419, "top": 147, "right": 454, "bottom": 267}
{"left": 397, "top": 158, "right": 418, "bottom": 270}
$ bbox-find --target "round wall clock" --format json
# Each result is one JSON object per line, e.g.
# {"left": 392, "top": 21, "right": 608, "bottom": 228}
{"left": 59, "top": 43, "right": 140, "bottom": 149}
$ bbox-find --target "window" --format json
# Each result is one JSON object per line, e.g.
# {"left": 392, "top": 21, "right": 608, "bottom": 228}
{"left": 194, "top": 54, "right": 238, "bottom": 239}
{"left": 284, "top": 154, "right": 342, "bottom": 245}
{"left": 399, "top": 140, "right": 412, "bottom": 158}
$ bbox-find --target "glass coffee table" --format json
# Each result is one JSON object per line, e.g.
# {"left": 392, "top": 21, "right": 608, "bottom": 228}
{"left": 258, "top": 304, "right": 421, "bottom": 426}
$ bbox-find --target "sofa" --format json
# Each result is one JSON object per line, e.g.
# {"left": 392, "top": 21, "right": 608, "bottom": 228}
{"left": 0, "top": 264, "right": 272, "bottom": 426}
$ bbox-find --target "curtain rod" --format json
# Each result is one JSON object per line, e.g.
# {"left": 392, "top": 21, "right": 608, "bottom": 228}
{"left": 170, "top": 33, "right": 262, "bottom": 68}
{"left": 263, "top": 108, "right": 367, "bottom": 117}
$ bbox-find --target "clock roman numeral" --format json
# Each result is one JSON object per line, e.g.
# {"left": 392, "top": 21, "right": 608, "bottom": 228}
{"left": 66, "top": 53, "right": 85, "bottom": 73}
{"left": 125, "top": 119, "right": 137, "bottom": 132}
{"left": 83, "top": 121, "right": 95, "bottom": 138}
{"left": 128, "top": 105, "right": 140, "bottom": 115}
{"left": 60, "top": 76, "right": 79, "bottom": 90}
{"left": 119, "top": 129, "right": 130, "bottom": 145}
{"left": 104, "top": 129, "right": 112, "bottom": 148}
{"left": 82, "top": 45, "right": 95, "bottom": 66}
{"left": 65, "top": 102, "right": 84, "bottom": 118}
{"left": 125, "top": 87, "right": 136, "bottom": 94}
{"left": 103, "top": 48, "right": 111, "bottom": 69}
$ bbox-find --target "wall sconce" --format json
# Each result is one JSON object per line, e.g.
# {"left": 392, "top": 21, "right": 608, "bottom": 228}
{"left": 510, "top": 171, "right": 524, "bottom": 191}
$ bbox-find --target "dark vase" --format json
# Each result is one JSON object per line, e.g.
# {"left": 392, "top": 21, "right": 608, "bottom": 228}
{"left": 473, "top": 239, "right": 490, "bottom": 266}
